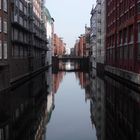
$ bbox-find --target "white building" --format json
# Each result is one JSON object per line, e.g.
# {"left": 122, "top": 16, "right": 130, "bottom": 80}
{"left": 90, "top": 5, "right": 97, "bottom": 68}
{"left": 96, "top": 0, "right": 106, "bottom": 74}
{"left": 65, "top": 47, "right": 70, "bottom": 55}
{"left": 90, "top": 0, "right": 106, "bottom": 73}
{"left": 43, "top": 7, "right": 54, "bottom": 65}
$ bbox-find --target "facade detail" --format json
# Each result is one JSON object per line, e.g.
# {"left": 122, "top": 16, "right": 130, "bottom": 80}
{"left": 0, "top": 0, "right": 57, "bottom": 91}
{"left": 90, "top": 5, "right": 97, "bottom": 68}
{"left": 53, "top": 33, "right": 66, "bottom": 56}
{"left": 74, "top": 26, "right": 90, "bottom": 57}
{"left": 43, "top": 7, "right": 54, "bottom": 66}
{"left": 74, "top": 35, "right": 85, "bottom": 57}
{"left": 10, "top": 0, "right": 47, "bottom": 82}
{"left": 90, "top": 0, "right": 106, "bottom": 72}
{"left": 106, "top": 0, "right": 140, "bottom": 84}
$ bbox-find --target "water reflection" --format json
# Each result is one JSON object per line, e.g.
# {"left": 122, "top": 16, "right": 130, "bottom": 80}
{"left": 0, "top": 63, "right": 140, "bottom": 140}
{"left": 46, "top": 64, "right": 140, "bottom": 140}
{"left": 105, "top": 76, "right": 140, "bottom": 140}
{"left": 0, "top": 70, "right": 51, "bottom": 140}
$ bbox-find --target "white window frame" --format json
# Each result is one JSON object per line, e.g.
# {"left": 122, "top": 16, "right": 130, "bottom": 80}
{"left": 4, "top": 41, "right": 7, "bottom": 59}
{"left": 3, "top": 20, "right": 7, "bottom": 33}
{"left": 0, "top": 17, "right": 1, "bottom": 32}
{"left": 3, "top": 0, "right": 7, "bottom": 12}
{"left": 0, "top": 0, "right": 1, "bottom": 9}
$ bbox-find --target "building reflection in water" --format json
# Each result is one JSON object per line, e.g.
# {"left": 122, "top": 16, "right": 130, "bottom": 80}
{"left": 76, "top": 68, "right": 140, "bottom": 140}
{"left": 105, "top": 76, "right": 140, "bottom": 140}
{"left": 0, "top": 68, "right": 55, "bottom": 140}
{"left": 52, "top": 71, "right": 65, "bottom": 94}
{"left": 1, "top": 61, "right": 140, "bottom": 140}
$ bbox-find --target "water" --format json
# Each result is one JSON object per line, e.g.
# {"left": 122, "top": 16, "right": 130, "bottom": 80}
{"left": 46, "top": 73, "right": 97, "bottom": 140}
{"left": 0, "top": 64, "right": 140, "bottom": 140}
{"left": 45, "top": 66, "right": 140, "bottom": 140}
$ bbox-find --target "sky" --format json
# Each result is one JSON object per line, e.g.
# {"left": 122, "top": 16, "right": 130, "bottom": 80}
{"left": 45, "top": 0, "right": 96, "bottom": 48}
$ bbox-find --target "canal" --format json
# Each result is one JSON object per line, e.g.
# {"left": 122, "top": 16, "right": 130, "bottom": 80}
{"left": 46, "top": 72, "right": 97, "bottom": 140}
{"left": 0, "top": 62, "right": 140, "bottom": 140}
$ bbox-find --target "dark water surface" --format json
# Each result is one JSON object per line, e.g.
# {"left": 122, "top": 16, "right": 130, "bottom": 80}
{"left": 0, "top": 65, "right": 140, "bottom": 140}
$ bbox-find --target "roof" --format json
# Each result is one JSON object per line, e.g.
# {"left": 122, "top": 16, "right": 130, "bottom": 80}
{"left": 44, "top": 7, "right": 53, "bottom": 23}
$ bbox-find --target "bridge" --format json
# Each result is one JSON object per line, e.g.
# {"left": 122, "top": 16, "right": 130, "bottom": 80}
{"left": 52, "top": 56, "right": 90, "bottom": 72}
{"left": 57, "top": 56, "right": 88, "bottom": 61}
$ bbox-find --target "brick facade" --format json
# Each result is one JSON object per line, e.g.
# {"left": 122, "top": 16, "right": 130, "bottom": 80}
{"left": 106, "top": 0, "right": 140, "bottom": 73}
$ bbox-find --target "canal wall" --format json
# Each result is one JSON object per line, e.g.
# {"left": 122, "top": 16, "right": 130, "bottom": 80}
{"left": 0, "top": 65, "right": 51, "bottom": 92}
{"left": 105, "top": 65, "right": 140, "bottom": 86}
{"left": 90, "top": 63, "right": 140, "bottom": 88}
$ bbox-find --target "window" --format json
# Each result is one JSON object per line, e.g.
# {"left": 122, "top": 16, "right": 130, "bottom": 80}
{"left": 120, "top": 47, "right": 123, "bottom": 59}
{"left": 120, "top": 31, "right": 123, "bottom": 45}
{"left": 19, "top": 1, "right": 23, "bottom": 11}
{"left": 3, "top": 0, "right": 7, "bottom": 12}
{"left": 15, "top": 0, "right": 18, "bottom": 7}
{"left": 14, "top": 7, "right": 18, "bottom": 22}
{"left": 15, "top": 45, "right": 19, "bottom": 57}
{"left": 138, "top": 2, "right": 140, "bottom": 14}
{"left": 138, "top": 23, "right": 140, "bottom": 42}
{"left": 24, "top": 6, "right": 27, "bottom": 15}
{"left": 0, "top": 17, "right": 1, "bottom": 32}
{"left": 0, "top": 40, "right": 2, "bottom": 59}
{"left": 4, "top": 42, "right": 7, "bottom": 59}
{"left": 123, "top": 28, "right": 127, "bottom": 43}
{"left": 0, "top": 0, "right": 1, "bottom": 9}
{"left": 138, "top": 43, "right": 140, "bottom": 59}
{"left": 129, "top": 45, "right": 133, "bottom": 59}
{"left": 3, "top": 21, "right": 7, "bottom": 33}
{"left": 19, "top": 16, "right": 23, "bottom": 25}
{"left": 138, "top": 23, "right": 140, "bottom": 59}
{"left": 15, "top": 108, "right": 20, "bottom": 119}
{"left": 117, "top": 47, "right": 120, "bottom": 60}
{"left": 0, "top": 129, "right": 4, "bottom": 140}
{"left": 128, "top": 25, "right": 134, "bottom": 43}
{"left": 20, "top": 46, "right": 23, "bottom": 57}
{"left": 5, "top": 125, "right": 9, "bottom": 140}
{"left": 12, "top": 45, "right": 14, "bottom": 57}
{"left": 124, "top": 46, "right": 128, "bottom": 59}
{"left": 14, "top": 29, "right": 18, "bottom": 40}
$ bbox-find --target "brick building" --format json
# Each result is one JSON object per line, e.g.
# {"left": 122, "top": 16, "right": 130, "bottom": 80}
{"left": 106, "top": 0, "right": 140, "bottom": 84}
{"left": 74, "top": 35, "right": 85, "bottom": 57}
{"left": 53, "top": 33, "right": 66, "bottom": 56}
{"left": 74, "top": 26, "right": 91, "bottom": 57}
{"left": 0, "top": 0, "right": 48, "bottom": 91}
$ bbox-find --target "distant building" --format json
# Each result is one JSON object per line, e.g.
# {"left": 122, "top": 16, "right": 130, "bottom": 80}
{"left": 74, "top": 35, "right": 85, "bottom": 57}
{"left": 84, "top": 25, "right": 91, "bottom": 57}
{"left": 53, "top": 34, "right": 66, "bottom": 56}
{"left": 70, "top": 48, "right": 75, "bottom": 56}
{"left": 74, "top": 40, "right": 79, "bottom": 56}
{"left": 65, "top": 47, "right": 70, "bottom": 55}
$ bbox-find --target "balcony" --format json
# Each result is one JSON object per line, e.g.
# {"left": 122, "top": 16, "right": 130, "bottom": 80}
{"left": 97, "top": 0, "right": 101, "bottom": 5}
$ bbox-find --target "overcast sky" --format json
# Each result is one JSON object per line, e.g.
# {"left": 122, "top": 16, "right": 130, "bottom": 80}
{"left": 45, "top": 0, "right": 96, "bottom": 48}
